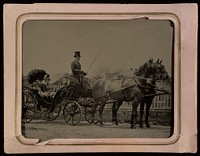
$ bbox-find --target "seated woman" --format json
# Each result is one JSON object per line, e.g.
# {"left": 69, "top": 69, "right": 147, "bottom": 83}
{"left": 40, "top": 74, "right": 56, "bottom": 101}
{"left": 31, "top": 79, "right": 42, "bottom": 92}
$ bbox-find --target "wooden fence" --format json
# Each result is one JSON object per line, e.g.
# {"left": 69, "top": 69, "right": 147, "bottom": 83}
{"left": 52, "top": 84, "right": 172, "bottom": 125}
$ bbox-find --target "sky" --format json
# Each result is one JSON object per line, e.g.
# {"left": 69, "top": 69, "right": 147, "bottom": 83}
{"left": 23, "top": 19, "right": 173, "bottom": 76}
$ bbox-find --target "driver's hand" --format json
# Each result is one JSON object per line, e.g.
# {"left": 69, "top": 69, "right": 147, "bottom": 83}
{"left": 82, "top": 71, "right": 87, "bottom": 76}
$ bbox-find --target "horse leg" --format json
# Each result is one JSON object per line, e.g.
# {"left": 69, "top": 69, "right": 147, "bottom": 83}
{"left": 98, "top": 99, "right": 107, "bottom": 127}
{"left": 111, "top": 102, "right": 117, "bottom": 124}
{"left": 130, "top": 103, "right": 139, "bottom": 129}
{"left": 112, "top": 101, "right": 123, "bottom": 125}
{"left": 139, "top": 99, "right": 145, "bottom": 128}
{"left": 115, "top": 101, "right": 123, "bottom": 125}
{"left": 145, "top": 98, "right": 153, "bottom": 128}
{"left": 91, "top": 101, "right": 99, "bottom": 124}
{"left": 130, "top": 114, "right": 135, "bottom": 129}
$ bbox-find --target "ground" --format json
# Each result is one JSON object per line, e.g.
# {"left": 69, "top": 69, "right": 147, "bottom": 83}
{"left": 22, "top": 119, "right": 172, "bottom": 143}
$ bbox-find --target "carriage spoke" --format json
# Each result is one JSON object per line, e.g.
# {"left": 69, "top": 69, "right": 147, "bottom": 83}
{"left": 46, "top": 112, "right": 53, "bottom": 119}
{"left": 43, "top": 110, "right": 49, "bottom": 118}
{"left": 40, "top": 106, "right": 61, "bottom": 121}
{"left": 88, "top": 115, "right": 92, "bottom": 121}
{"left": 67, "top": 115, "right": 72, "bottom": 123}
{"left": 74, "top": 110, "right": 81, "bottom": 115}
{"left": 43, "top": 110, "right": 48, "bottom": 117}
{"left": 25, "top": 114, "right": 28, "bottom": 123}
{"left": 85, "top": 106, "right": 99, "bottom": 124}
{"left": 25, "top": 94, "right": 29, "bottom": 104}
{"left": 63, "top": 108, "right": 72, "bottom": 116}
{"left": 24, "top": 109, "right": 34, "bottom": 123}
{"left": 49, "top": 113, "right": 53, "bottom": 119}
{"left": 72, "top": 116, "right": 74, "bottom": 125}
{"left": 63, "top": 101, "right": 81, "bottom": 125}
{"left": 22, "top": 93, "right": 36, "bottom": 123}
{"left": 63, "top": 112, "right": 70, "bottom": 117}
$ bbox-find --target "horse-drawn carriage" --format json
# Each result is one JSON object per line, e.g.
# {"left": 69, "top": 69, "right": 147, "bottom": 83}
{"left": 22, "top": 70, "right": 99, "bottom": 125}
{"left": 22, "top": 86, "right": 61, "bottom": 123}
{"left": 22, "top": 59, "right": 170, "bottom": 129}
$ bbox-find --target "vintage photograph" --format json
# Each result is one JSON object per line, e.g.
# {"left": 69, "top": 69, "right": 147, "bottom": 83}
{"left": 4, "top": 4, "right": 198, "bottom": 153}
{"left": 21, "top": 19, "right": 174, "bottom": 142}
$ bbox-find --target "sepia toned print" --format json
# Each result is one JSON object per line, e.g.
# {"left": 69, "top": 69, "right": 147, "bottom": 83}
{"left": 22, "top": 19, "right": 174, "bottom": 141}
{"left": 4, "top": 4, "right": 197, "bottom": 153}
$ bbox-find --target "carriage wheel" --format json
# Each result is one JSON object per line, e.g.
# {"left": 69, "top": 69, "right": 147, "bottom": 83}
{"left": 40, "top": 106, "right": 61, "bottom": 121}
{"left": 84, "top": 105, "right": 99, "bottom": 124}
{"left": 22, "top": 92, "right": 36, "bottom": 123}
{"left": 63, "top": 101, "right": 81, "bottom": 126}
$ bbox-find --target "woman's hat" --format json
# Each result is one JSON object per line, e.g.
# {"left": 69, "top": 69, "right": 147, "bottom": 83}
{"left": 74, "top": 51, "right": 81, "bottom": 57}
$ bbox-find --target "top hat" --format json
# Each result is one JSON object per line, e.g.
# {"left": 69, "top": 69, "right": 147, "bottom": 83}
{"left": 74, "top": 51, "right": 81, "bottom": 57}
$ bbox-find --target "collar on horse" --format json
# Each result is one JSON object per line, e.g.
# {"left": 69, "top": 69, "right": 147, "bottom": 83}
{"left": 122, "top": 74, "right": 156, "bottom": 89}
{"left": 120, "top": 75, "right": 157, "bottom": 101}
{"left": 135, "top": 75, "right": 157, "bottom": 88}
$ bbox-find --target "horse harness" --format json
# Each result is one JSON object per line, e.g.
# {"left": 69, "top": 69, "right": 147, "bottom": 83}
{"left": 105, "top": 74, "right": 169, "bottom": 102}
{"left": 91, "top": 75, "right": 169, "bottom": 102}
{"left": 104, "top": 75, "right": 155, "bottom": 102}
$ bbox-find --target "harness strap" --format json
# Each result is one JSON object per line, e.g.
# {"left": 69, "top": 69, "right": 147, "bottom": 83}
{"left": 121, "top": 78, "right": 126, "bottom": 101}
{"left": 121, "top": 78, "right": 139, "bottom": 101}
{"left": 144, "top": 92, "right": 171, "bottom": 97}
{"left": 133, "top": 77, "right": 150, "bottom": 89}
{"left": 93, "top": 75, "right": 161, "bottom": 101}
{"left": 133, "top": 74, "right": 148, "bottom": 80}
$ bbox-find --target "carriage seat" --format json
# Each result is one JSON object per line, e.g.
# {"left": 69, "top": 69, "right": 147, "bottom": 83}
{"left": 31, "top": 83, "right": 54, "bottom": 102}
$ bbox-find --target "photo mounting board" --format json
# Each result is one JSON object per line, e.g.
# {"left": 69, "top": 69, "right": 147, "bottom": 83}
{"left": 3, "top": 3, "right": 198, "bottom": 153}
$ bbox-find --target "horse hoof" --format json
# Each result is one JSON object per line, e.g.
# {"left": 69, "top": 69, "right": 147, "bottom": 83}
{"left": 130, "top": 125, "right": 136, "bottom": 129}
{"left": 112, "top": 122, "right": 116, "bottom": 125}
{"left": 146, "top": 124, "right": 151, "bottom": 128}
{"left": 91, "top": 124, "right": 97, "bottom": 127}
{"left": 100, "top": 123, "right": 105, "bottom": 127}
{"left": 139, "top": 124, "right": 144, "bottom": 128}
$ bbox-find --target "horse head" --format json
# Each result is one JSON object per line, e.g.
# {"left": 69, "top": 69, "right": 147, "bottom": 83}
{"left": 147, "top": 59, "right": 169, "bottom": 80}
{"left": 134, "top": 59, "right": 169, "bottom": 81}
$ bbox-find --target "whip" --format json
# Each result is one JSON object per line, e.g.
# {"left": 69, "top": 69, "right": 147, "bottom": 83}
{"left": 86, "top": 42, "right": 105, "bottom": 74}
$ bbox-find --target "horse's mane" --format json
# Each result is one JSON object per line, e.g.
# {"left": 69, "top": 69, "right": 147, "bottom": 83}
{"left": 134, "top": 63, "right": 147, "bottom": 76}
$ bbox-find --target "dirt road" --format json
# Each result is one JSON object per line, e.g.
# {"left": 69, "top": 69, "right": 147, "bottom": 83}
{"left": 22, "top": 119, "right": 172, "bottom": 142}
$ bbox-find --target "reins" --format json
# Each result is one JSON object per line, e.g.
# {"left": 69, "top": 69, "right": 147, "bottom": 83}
{"left": 131, "top": 75, "right": 171, "bottom": 97}
{"left": 123, "top": 74, "right": 152, "bottom": 80}
{"left": 132, "top": 74, "right": 153, "bottom": 81}
{"left": 144, "top": 91, "right": 171, "bottom": 97}
{"left": 123, "top": 74, "right": 155, "bottom": 89}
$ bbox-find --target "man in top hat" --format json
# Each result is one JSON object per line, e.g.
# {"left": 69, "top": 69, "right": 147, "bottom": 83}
{"left": 71, "top": 51, "right": 87, "bottom": 85}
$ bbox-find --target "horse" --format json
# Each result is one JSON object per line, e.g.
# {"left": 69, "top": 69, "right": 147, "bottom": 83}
{"left": 112, "top": 59, "right": 169, "bottom": 128}
{"left": 91, "top": 59, "right": 169, "bottom": 129}
{"left": 138, "top": 59, "right": 169, "bottom": 128}
{"left": 111, "top": 81, "right": 156, "bottom": 128}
